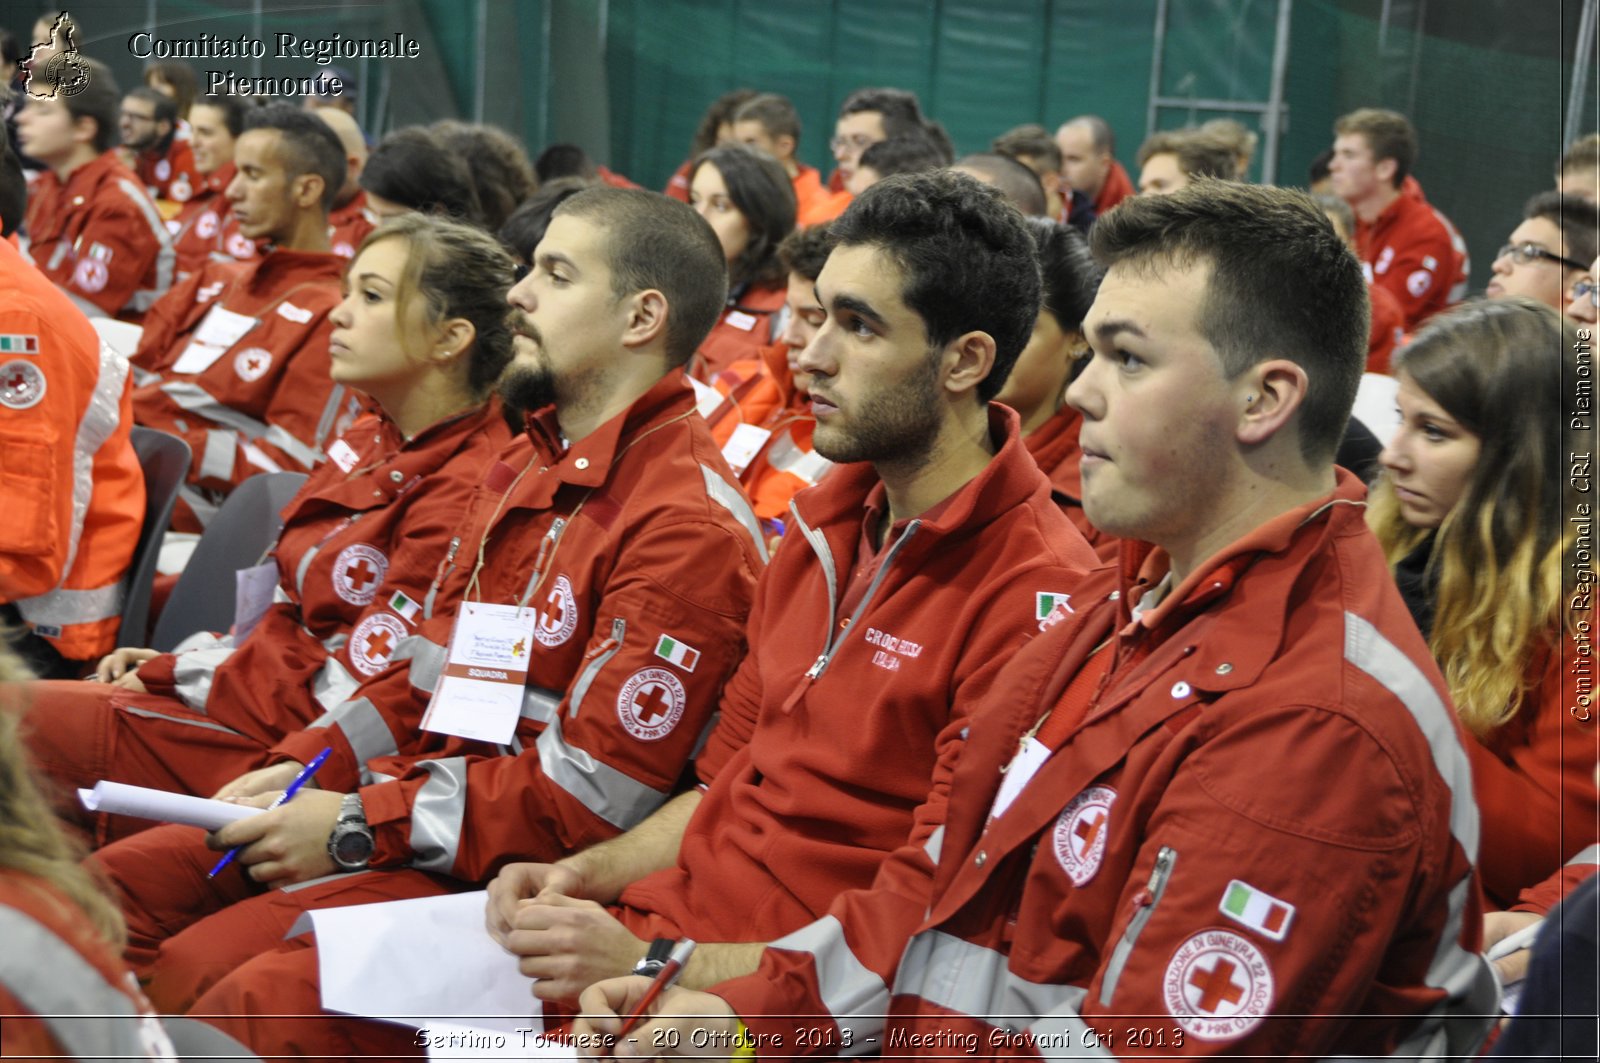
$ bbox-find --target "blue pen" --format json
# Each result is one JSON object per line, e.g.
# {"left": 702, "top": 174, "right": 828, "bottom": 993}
{"left": 207, "top": 748, "right": 333, "bottom": 879}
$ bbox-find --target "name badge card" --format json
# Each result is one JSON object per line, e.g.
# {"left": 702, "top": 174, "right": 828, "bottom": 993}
{"left": 172, "top": 305, "right": 257, "bottom": 374}
{"left": 989, "top": 736, "right": 1050, "bottom": 822}
{"left": 720, "top": 423, "right": 772, "bottom": 476}
{"left": 232, "top": 562, "right": 279, "bottom": 640}
{"left": 421, "top": 602, "right": 537, "bottom": 744}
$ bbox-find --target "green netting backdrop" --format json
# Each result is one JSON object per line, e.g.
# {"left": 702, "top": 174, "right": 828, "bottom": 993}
{"left": 14, "top": 0, "right": 1597, "bottom": 289}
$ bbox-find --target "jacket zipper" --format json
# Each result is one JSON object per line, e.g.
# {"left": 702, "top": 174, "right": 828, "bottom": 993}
{"left": 802, "top": 520, "right": 921, "bottom": 682}
{"left": 568, "top": 617, "right": 625, "bottom": 717}
{"left": 1098, "top": 845, "right": 1177, "bottom": 1006}
{"left": 422, "top": 535, "right": 461, "bottom": 620}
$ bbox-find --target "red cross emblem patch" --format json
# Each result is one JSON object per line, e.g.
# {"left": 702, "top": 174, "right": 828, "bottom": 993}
{"left": 234, "top": 346, "right": 272, "bottom": 382}
{"left": 1163, "top": 930, "right": 1275, "bottom": 1041}
{"left": 0, "top": 360, "right": 46, "bottom": 410}
{"left": 1051, "top": 784, "right": 1117, "bottom": 886}
{"left": 331, "top": 543, "right": 388, "bottom": 607}
{"left": 534, "top": 574, "right": 578, "bottom": 648}
{"left": 615, "top": 667, "right": 686, "bottom": 742}
{"left": 348, "top": 611, "right": 408, "bottom": 677}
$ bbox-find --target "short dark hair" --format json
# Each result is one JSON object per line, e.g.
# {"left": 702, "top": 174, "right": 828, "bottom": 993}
{"left": 1334, "top": 108, "right": 1416, "bottom": 188}
{"left": 190, "top": 95, "right": 246, "bottom": 138}
{"left": 1026, "top": 217, "right": 1101, "bottom": 335}
{"left": 1090, "top": 179, "right": 1367, "bottom": 463}
{"left": 554, "top": 187, "right": 729, "bottom": 366}
{"left": 142, "top": 59, "right": 197, "bottom": 118}
{"left": 830, "top": 169, "right": 1042, "bottom": 403}
{"left": 690, "top": 89, "right": 757, "bottom": 157}
{"left": 777, "top": 224, "right": 834, "bottom": 284}
{"left": 733, "top": 93, "right": 800, "bottom": 146}
{"left": 858, "top": 134, "right": 945, "bottom": 180}
{"left": 838, "top": 86, "right": 928, "bottom": 140}
{"left": 1523, "top": 190, "right": 1600, "bottom": 268}
{"left": 125, "top": 85, "right": 176, "bottom": 128}
{"left": 243, "top": 103, "right": 346, "bottom": 213}
{"left": 362, "top": 127, "right": 483, "bottom": 224}
{"left": 690, "top": 143, "right": 796, "bottom": 289}
{"left": 992, "top": 124, "right": 1062, "bottom": 173}
{"left": 431, "top": 120, "right": 537, "bottom": 231}
{"left": 954, "top": 153, "right": 1047, "bottom": 217}
{"left": 1557, "top": 132, "right": 1600, "bottom": 181}
{"left": 0, "top": 29, "right": 19, "bottom": 68}
{"left": 1135, "top": 129, "right": 1237, "bottom": 182}
{"left": 1307, "top": 147, "right": 1334, "bottom": 186}
{"left": 533, "top": 142, "right": 596, "bottom": 182}
{"left": 64, "top": 58, "right": 120, "bottom": 154}
{"left": 358, "top": 213, "right": 518, "bottom": 398}
{"left": 1314, "top": 192, "right": 1355, "bottom": 243}
{"left": 0, "top": 101, "right": 24, "bottom": 237}
{"left": 498, "top": 176, "right": 593, "bottom": 264}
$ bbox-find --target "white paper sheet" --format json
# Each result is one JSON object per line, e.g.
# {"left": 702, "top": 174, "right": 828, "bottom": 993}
{"left": 78, "top": 781, "right": 263, "bottom": 831}
{"left": 311, "top": 891, "right": 542, "bottom": 1034}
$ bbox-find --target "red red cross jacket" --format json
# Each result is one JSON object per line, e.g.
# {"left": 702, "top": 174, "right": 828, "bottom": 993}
{"left": 268, "top": 372, "right": 766, "bottom": 881}
{"left": 131, "top": 404, "right": 512, "bottom": 744}
{"left": 326, "top": 191, "right": 376, "bottom": 260}
{"left": 129, "top": 247, "right": 360, "bottom": 530}
{"left": 715, "top": 473, "right": 1498, "bottom": 1059}
{"left": 1355, "top": 190, "right": 1462, "bottom": 330}
{"left": 167, "top": 163, "right": 259, "bottom": 281}
{"left": 23, "top": 151, "right": 174, "bottom": 318}
{"left": 692, "top": 281, "right": 786, "bottom": 383}
{"left": 612, "top": 405, "right": 1099, "bottom": 947}
{"left": 134, "top": 137, "right": 202, "bottom": 205}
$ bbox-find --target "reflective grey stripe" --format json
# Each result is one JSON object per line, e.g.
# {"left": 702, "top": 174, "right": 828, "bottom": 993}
{"left": 294, "top": 540, "right": 323, "bottom": 597}
{"left": 0, "top": 907, "right": 176, "bottom": 1062}
{"left": 700, "top": 464, "right": 769, "bottom": 563}
{"left": 395, "top": 634, "right": 447, "bottom": 693}
{"left": 321, "top": 631, "right": 349, "bottom": 652}
{"left": 131, "top": 364, "right": 160, "bottom": 387}
{"left": 770, "top": 915, "right": 886, "bottom": 1055}
{"left": 15, "top": 579, "right": 124, "bottom": 627}
{"left": 177, "top": 483, "right": 219, "bottom": 527}
{"left": 923, "top": 825, "right": 945, "bottom": 866}
{"left": 46, "top": 240, "right": 70, "bottom": 271}
{"left": 791, "top": 503, "right": 837, "bottom": 638}
{"left": 765, "top": 429, "right": 832, "bottom": 486}
{"left": 307, "top": 697, "right": 396, "bottom": 766}
{"left": 408, "top": 757, "right": 469, "bottom": 873}
{"left": 1343, "top": 612, "right": 1498, "bottom": 1056}
{"left": 120, "top": 703, "right": 246, "bottom": 737}
{"left": 116, "top": 175, "right": 175, "bottom": 310}
{"left": 311, "top": 656, "right": 361, "bottom": 711}
{"left": 201, "top": 427, "right": 237, "bottom": 481}
{"left": 521, "top": 684, "right": 563, "bottom": 724}
{"left": 895, "top": 931, "right": 1087, "bottom": 1035}
{"left": 159, "top": 381, "right": 322, "bottom": 471}
{"left": 313, "top": 384, "right": 349, "bottom": 450}
{"left": 535, "top": 715, "right": 668, "bottom": 830}
{"left": 567, "top": 633, "right": 621, "bottom": 718}
{"left": 15, "top": 340, "right": 129, "bottom": 628}
{"left": 274, "top": 584, "right": 293, "bottom": 605}
{"left": 172, "top": 644, "right": 237, "bottom": 711}
{"left": 1567, "top": 843, "right": 1600, "bottom": 866}
{"left": 1024, "top": 996, "right": 1112, "bottom": 1060}
{"left": 280, "top": 867, "right": 369, "bottom": 895}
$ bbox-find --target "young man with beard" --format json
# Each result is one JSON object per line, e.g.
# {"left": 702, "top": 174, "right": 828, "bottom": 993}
{"left": 87, "top": 189, "right": 767, "bottom": 1052}
{"left": 119, "top": 85, "right": 200, "bottom": 205}
{"left": 578, "top": 180, "right": 1497, "bottom": 1061}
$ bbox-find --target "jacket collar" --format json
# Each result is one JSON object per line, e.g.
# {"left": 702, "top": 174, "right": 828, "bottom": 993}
{"left": 1022, "top": 402, "right": 1085, "bottom": 501}
{"left": 240, "top": 246, "right": 345, "bottom": 293}
{"left": 521, "top": 369, "right": 697, "bottom": 491}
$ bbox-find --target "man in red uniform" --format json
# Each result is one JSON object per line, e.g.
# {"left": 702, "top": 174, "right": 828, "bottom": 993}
{"left": 130, "top": 103, "right": 359, "bottom": 531}
{"left": 311, "top": 105, "right": 375, "bottom": 259}
{"left": 119, "top": 86, "right": 200, "bottom": 207}
{"left": 1055, "top": 115, "right": 1134, "bottom": 217}
{"left": 729, "top": 93, "right": 834, "bottom": 227}
{"left": 16, "top": 59, "right": 173, "bottom": 319}
{"left": 1331, "top": 108, "right": 1462, "bottom": 330}
{"left": 89, "top": 188, "right": 766, "bottom": 1038}
{"left": 0, "top": 121, "right": 143, "bottom": 677}
{"left": 578, "top": 180, "right": 1499, "bottom": 1060}
{"left": 1318, "top": 193, "right": 1406, "bottom": 373}
{"left": 824, "top": 87, "right": 944, "bottom": 213}
{"left": 166, "top": 96, "right": 258, "bottom": 280}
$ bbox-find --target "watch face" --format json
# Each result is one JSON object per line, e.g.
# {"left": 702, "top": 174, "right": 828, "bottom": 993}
{"left": 333, "top": 828, "right": 374, "bottom": 865}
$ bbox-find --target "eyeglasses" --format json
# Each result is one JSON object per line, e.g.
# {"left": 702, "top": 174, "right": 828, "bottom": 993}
{"left": 1496, "top": 242, "right": 1588, "bottom": 271}
{"left": 829, "top": 133, "right": 877, "bottom": 154}
{"left": 1572, "top": 278, "right": 1599, "bottom": 308}
{"left": 118, "top": 111, "right": 157, "bottom": 124}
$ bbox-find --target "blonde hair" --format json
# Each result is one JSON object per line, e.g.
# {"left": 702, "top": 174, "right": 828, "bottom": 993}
{"left": 1368, "top": 299, "right": 1587, "bottom": 735}
{"left": 0, "top": 638, "right": 126, "bottom": 947}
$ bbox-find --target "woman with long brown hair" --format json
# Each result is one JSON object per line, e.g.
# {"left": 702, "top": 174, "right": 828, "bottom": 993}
{"left": 1369, "top": 296, "right": 1597, "bottom": 907}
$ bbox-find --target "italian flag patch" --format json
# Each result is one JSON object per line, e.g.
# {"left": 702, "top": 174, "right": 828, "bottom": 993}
{"left": 0, "top": 335, "right": 39, "bottom": 355}
{"left": 1036, "top": 592, "right": 1073, "bottom": 621}
{"left": 388, "top": 590, "right": 421, "bottom": 623}
{"left": 654, "top": 634, "right": 700, "bottom": 672}
{"left": 1219, "top": 879, "right": 1294, "bottom": 941}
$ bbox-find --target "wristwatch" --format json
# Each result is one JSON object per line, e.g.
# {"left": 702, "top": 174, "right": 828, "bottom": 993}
{"left": 632, "top": 937, "right": 677, "bottom": 977}
{"left": 327, "top": 792, "right": 375, "bottom": 871}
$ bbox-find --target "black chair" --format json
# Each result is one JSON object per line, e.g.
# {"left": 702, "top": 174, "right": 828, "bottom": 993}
{"left": 118, "top": 427, "right": 191, "bottom": 647}
{"left": 149, "top": 471, "right": 308, "bottom": 652}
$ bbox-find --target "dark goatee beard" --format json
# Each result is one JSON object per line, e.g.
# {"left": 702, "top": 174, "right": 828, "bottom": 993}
{"left": 498, "top": 361, "right": 559, "bottom": 432}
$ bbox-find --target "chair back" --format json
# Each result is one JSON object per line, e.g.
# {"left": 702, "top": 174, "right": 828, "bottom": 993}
{"left": 119, "top": 427, "right": 191, "bottom": 646}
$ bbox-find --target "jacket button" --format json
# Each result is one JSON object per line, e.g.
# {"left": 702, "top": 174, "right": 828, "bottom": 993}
{"left": 974, "top": 850, "right": 987, "bottom": 867}
{"left": 575, "top": 457, "right": 590, "bottom": 470}
{"left": 1170, "top": 681, "right": 1191, "bottom": 699}
{"left": 389, "top": 470, "right": 403, "bottom": 482}
{"left": 1215, "top": 662, "right": 1233, "bottom": 675}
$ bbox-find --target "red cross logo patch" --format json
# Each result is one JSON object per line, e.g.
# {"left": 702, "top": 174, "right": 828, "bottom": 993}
{"left": 331, "top": 543, "right": 388, "bottom": 607}
{"left": 234, "top": 346, "right": 272, "bottom": 382}
{"left": 348, "top": 611, "right": 408, "bottom": 677}
{"left": 616, "top": 667, "right": 686, "bottom": 742}
{"left": 72, "top": 256, "right": 108, "bottom": 294}
{"left": 1163, "top": 930, "right": 1275, "bottom": 1041}
{"left": 196, "top": 211, "right": 219, "bottom": 239}
{"left": 0, "top": 361, "right": 46, "bottom": 410}
{"left": 1051, "top": 784, "right": 1117, "bottom": 886}
{"left": 534, "top": 574, "right": 578, "bottom": 648}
